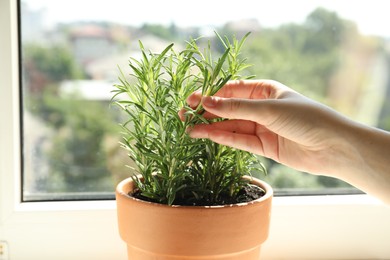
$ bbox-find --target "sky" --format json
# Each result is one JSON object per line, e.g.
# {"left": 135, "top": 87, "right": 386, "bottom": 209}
{"left": 25, "top": 0, "right": 390, "bottom": 38}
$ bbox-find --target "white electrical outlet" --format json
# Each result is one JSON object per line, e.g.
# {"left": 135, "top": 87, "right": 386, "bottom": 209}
{"left": 0, "top": 241, "right": 9, "bottom": 260}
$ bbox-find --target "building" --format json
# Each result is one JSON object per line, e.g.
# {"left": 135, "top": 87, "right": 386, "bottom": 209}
{"left": 70, "top": 24, "right": 116, "bottom": 66}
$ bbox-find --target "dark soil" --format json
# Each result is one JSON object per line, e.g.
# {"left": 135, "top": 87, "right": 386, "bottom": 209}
{"left": 130, "top": 184, "right": 266, "bottom": 206}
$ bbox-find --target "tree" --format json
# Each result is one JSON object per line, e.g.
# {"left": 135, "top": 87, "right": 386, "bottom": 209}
{"left": 23, "top": 43, "right": 118, "bottom": 193}
{"left": 41, "top": 92, "right": 118, "bottom": 192}
{"left": 23, "top": 43, "right": 83, "bottom": 95}
{"left": 303, "top": 7, "right": 346, "bottom": 53}
{"left": 141, "top": 23, "right": 178, "bottom": 41}
{"left": 242, "top": 8, "right": 356, "bottom": 98}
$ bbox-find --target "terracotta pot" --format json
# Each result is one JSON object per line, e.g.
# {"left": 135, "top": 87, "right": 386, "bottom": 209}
{"left": 116, "top": 176, "right": 273, "bottom": 260}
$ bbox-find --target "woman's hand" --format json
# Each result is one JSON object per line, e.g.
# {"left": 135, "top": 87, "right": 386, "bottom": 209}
{"left": 180, "top": 79, "right": 350, "bottom": 176}
{"left": 180, "top": 79, "right": 390, "bottom": 204}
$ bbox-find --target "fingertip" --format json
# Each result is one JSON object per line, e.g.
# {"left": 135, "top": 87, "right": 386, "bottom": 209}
{"left": 178, "top": 109, "right": 186, "bottom": 121}
{"left": 186, "top": 124, "right": 208, "bottom": 139}
{"left": 187, "top": 127, "right": 199, "bottom": 138}
{"left": 186, "top": 90, "right": 202, "bottom": 107}
{"left": 201, "top": 96, "right": 218, "bottom": 108}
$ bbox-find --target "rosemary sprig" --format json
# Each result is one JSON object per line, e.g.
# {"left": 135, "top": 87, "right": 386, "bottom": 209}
{"left": 112, "top": 32, "right": 265, "bottom": 205}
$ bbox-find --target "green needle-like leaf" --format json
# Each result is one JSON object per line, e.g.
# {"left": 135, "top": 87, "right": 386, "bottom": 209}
{"left": 113, "top": 31, "right": 265, "bottom": 206}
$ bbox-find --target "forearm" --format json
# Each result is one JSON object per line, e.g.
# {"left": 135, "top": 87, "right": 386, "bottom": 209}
{"left": 334, "top": 120, "right": 390, "bottom": 205}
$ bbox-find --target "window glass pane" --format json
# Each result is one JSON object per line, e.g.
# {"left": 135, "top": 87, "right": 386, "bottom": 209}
{"left": 21, "top": 0, "right": 390, "bottom": 201}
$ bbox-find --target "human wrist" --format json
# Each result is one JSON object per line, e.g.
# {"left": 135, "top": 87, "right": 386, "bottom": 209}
{"left": 330, "top": 119, "right": 390, "bottom": 203}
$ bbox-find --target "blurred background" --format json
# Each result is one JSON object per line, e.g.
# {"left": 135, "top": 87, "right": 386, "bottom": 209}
{"left": 20, "top": 0, "right": 390, "bottom": 201}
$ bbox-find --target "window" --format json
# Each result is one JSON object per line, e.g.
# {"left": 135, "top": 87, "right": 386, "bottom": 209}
{"left": 1, "top": 0, "right": 390, "bottom": 259}
{"left": 20, "top": 0, "right": 390, "bottom": 201}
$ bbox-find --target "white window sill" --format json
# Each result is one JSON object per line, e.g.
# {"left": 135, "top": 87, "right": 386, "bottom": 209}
{"left": 1, "top": 195, "right": 389, "bottom": 260}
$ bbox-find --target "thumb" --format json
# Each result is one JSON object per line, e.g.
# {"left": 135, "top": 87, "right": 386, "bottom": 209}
{"left": 201, "top": 96, "right": 273, "bottom": 125}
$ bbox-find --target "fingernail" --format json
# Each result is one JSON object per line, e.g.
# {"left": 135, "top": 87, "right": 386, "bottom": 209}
{"left": 185, "top": 126, "right": 193, "bottom": 134}
{"left": 188, "top": 129, "right": 203, "bottom": 139}
{"left": 202, "top": 96, "right": 218, "bottom": 108}
{"left": 186, "top": 126, "right": 204, "bottom": 138}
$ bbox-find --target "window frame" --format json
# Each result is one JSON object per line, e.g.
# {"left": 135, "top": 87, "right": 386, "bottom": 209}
{"left": 1, "top": 0, "right": 390, "bottom": 259}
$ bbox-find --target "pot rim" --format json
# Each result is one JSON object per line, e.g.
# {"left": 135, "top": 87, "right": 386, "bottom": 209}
{"left": 116, "top": 175, "right": 273, "bottom": 209}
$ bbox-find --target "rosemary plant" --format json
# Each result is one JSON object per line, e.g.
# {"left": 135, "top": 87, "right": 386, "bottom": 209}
{"left": 112, "top": 32, "right": 266, "bottom": 206}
